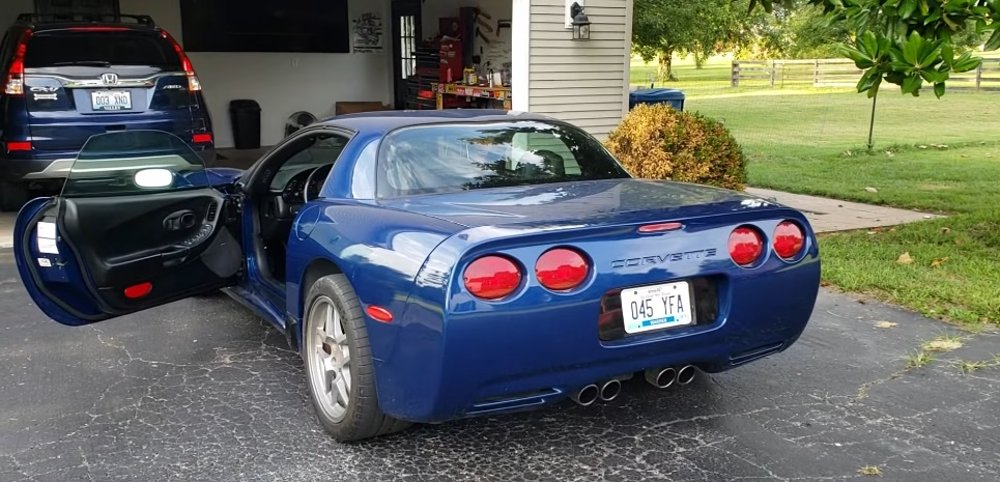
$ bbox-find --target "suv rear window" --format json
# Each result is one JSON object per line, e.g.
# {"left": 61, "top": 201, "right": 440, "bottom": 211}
{"left": 24, "top": 30, "right": 182, "bottom": 69}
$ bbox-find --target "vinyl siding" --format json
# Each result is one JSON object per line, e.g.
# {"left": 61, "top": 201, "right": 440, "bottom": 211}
{"left": 528, "top": 0, "right": 632, "bottom": 139}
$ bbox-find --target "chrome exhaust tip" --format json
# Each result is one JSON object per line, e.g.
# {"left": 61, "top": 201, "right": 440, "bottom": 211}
{"left": 571, "top": 384, "right": 600, "bottom": 406}
{"left": 599, "top": 379, "right": 622, "bottom": 402}
{"left": 644, "top": 367, "right": 677, "bottom": 389}
{"left": 677, "top": 365, "right": 697, "bottom": 386}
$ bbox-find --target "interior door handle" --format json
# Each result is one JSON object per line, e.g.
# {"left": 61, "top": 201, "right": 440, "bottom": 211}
{"left": 161, "top": 246, "right": 190, "bottom": 267}
{"left": 163, "top": 210, "right": 197, "bottom": 232}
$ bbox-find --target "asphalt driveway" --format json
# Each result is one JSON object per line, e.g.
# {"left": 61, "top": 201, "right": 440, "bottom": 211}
{"left": 0, "top": 249, "right": 997, "bottom": 481}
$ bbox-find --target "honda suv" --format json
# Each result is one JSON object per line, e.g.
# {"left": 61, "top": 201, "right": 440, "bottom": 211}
{"left": 0, "top": 13, "right": 214, "bottom": 210}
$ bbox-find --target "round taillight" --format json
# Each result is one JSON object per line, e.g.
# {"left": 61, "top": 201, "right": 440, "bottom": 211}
{"left": 773, "top": 221, "right": 805, "bottom": 260}
{"left": 463, "top": 255, "right": 522, "bottom": 300}
{"left": 535, "top": 248, "right": 590, "bottom": 291}
{"left": 728, "top": 226, "right": 764, "bottom": 266}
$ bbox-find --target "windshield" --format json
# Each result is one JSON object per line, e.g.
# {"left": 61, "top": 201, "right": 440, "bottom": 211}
{"left": 62, "top": 130, "right": 207, "bottom": 197}
{"left": 376, "top": 121, "right": 631, "bottom": 198}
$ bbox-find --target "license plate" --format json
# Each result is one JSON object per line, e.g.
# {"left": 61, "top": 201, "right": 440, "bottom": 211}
{"left": 621, "top": 281, "right": 694, "bottom": 334}
{"left": 91, "top": 90, "right": 131, "bottom": 111}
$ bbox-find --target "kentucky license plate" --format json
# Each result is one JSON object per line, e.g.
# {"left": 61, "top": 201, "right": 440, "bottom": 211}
{"left": 621, "top": 281, "right": 694, "bottom": 334}
{"left": 91, "top": 90, "right": 131, "bottom": 111}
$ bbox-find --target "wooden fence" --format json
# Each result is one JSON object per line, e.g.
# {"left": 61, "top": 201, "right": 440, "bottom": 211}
{"left": 732, "top": 57, "right": 1000, "bottom": 91}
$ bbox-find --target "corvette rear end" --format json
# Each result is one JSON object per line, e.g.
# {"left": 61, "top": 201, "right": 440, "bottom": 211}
{"left": 373, "top": 179, "right": 820, "bottom": 422}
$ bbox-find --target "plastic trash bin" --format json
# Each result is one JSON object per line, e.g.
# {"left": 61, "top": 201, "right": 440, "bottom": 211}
{"left": 229, "top": 99, "right": 262, "bottom": 149}
{"left": 629, "top": 88, "right": 685, "bottom": 111}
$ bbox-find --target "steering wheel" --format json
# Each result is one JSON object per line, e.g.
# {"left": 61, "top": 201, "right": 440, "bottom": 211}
{"left": 303, "top": 164, "right": 334, "bottom": 203}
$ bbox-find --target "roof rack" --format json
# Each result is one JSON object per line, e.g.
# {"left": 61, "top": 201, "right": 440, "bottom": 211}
{"left": 16, "top": 13, "right": 156, "bottom": 27}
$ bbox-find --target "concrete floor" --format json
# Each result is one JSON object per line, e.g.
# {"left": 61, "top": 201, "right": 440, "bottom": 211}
{"left": 0, "top": 250, "right": 998, "bottom": 481}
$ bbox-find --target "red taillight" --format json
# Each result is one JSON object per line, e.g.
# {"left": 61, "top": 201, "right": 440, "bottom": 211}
{"left": 124, "top": 282, "right": 153, "bottom": 299}
{"left": 728, "top": 226, "right": 764, "bottom": 267}
{"left": 4, "top": 30, "right": 32, "bottom": 96}
{"left": 773, "top": 221, "right": 805, "bottom": 260}
{"left": 161, "top": 30, "right": 201, "bottom": 92}
{"left": 535, "top": 248, "right": 590, "bottom": 291}
{"left": 6, "top": 141, "right": 31, "bottom": 152}
{"left": 192, "top": 133, "right": 213, "bottom": 144}
{"left": 463, "top": 255, "right": 522, "bottom": 300}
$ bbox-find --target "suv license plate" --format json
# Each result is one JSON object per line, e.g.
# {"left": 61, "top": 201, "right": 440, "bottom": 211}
{"left": 621, "top": 281, "right": 694, "bottom": 334}
{"left": 91, "top": 90, "right": 132, "bottom": 111}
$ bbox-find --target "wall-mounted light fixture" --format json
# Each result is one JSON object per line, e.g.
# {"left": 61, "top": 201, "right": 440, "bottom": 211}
{"left": 570, "top": 2, "right": 591, "bottom": 40}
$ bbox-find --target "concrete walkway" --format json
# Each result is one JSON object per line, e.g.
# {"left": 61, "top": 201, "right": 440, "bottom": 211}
{"left": 746, "top": 187, "right": 942, "bottom": 233}
{"left": 0, "top": 187, "right": 940, "bottom": 249}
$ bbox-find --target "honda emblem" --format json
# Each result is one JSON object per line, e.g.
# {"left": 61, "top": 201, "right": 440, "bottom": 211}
{"left": 100, "top": 73, "right": 119, "bottom": 85}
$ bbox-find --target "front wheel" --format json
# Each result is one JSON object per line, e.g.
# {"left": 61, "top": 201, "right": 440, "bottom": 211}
{"left": 302, "top": 274, "right": 411, "bottom": 442}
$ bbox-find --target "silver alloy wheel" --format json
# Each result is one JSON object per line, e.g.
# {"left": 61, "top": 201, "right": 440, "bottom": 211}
{"left": 306, "top": 295, "right": 352, "bottom": 422}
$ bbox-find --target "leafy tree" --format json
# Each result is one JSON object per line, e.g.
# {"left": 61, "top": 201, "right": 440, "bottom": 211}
{"left": 752, "top": 0, "right": 999, "bottom": 148}
{"left": 633, "top": 0, "right": 755, "bottom": 81}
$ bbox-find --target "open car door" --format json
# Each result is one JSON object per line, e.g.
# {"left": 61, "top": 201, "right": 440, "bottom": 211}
{"left": 14, "top": 130, "right": 243, "bottom": 326}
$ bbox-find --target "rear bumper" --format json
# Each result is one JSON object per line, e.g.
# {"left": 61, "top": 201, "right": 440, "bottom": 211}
{"left": 374, "top": 257, "right": 821, "bottom": 423}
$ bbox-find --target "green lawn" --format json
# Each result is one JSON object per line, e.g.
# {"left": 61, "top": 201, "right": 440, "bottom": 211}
{"left": 633, "top": 55, "right": 1000, "bottom": 326}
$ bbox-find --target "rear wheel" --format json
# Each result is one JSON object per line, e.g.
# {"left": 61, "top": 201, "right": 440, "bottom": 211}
{"left": 302, "top": 274, "right": 411, "bottom": 442}
{"left": 0, "top": 181, "right": 27, "bottom": 212}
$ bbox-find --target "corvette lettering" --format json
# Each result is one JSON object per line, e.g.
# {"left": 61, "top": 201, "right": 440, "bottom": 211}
{"left": 611, "top": 248, "right": 718, "bottom": 269}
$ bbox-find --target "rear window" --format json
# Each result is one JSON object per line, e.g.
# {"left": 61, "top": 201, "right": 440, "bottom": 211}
{"left": 377, "top": 121, "right": 631, "bottom": 198}
{"left": 24, "top": 30, "right": 182, "bottom": 69}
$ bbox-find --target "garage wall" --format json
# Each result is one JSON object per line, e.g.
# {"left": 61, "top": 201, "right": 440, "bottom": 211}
{"left": 121, "top": 0, "right": 393, "bottom": 148}
{"left": 526, "top": 0, "right": 631, "bottom": 139}
{"left": 421, "top": 0, "right": 513, "bottom": 70}
{"left": 0, "top": 0, "right": 35, "bottom": 33}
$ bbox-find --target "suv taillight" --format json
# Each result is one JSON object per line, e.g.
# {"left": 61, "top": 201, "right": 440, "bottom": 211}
{"left": 463, "top": 255, "right": 522, "bottom": 300}
{"left": 161, "top": 30, "right": 201, "bottom": 92}
{"left": 4, "top": 30, "right": 33, "bottom": 96}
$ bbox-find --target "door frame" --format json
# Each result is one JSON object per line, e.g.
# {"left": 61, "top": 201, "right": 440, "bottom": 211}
{"left": 390, "top": 0, "right": 422, "bottom": 110}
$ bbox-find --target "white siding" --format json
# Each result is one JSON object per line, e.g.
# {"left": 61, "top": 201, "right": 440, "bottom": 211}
{"left": 527, "top": 0, "right": 632, "bottom": 138}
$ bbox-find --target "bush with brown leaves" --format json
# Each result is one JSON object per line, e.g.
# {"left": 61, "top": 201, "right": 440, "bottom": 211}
{"left": 605, "top": 103, "right": 748, "bottom": 191}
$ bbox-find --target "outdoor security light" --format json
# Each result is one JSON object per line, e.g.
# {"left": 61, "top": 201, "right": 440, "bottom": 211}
{"left": 570, "top": 3, "right": 591, "bottom": 40}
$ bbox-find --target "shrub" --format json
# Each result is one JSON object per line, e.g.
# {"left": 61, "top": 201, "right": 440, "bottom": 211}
{"left": 604, "top": 104, "right": 748, "bottom": 191}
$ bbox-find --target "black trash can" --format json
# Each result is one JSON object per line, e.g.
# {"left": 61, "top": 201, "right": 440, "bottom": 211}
{"left": 229, "top": 99, "right": 261, "bottom": 149}
{"left": 629, "top": 88, "right": 685, "bottom": 111}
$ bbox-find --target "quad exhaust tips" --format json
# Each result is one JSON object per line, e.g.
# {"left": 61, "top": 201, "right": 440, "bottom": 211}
{"left": 644, "top": 365, "right": 697, "bottom": 388}
{"left": 571, "top": 384, "right": 600, "bottom": 406}
{"left": 573, "top": 366, "right": 698, "bottom": 405}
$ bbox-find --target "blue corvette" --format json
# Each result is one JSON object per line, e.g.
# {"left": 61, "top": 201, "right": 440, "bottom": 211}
{"left": 13, "top": 110, "right": 820, "bottom": 441}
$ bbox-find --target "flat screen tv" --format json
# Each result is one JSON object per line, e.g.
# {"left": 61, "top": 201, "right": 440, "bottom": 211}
{"left": 180, "top": 0, "right": 350, "bottom": 53}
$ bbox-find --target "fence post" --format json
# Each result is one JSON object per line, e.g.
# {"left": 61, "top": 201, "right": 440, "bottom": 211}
{"left": 813, "top": 59, "right": 820, "bottom": 87}
{"left": 770, "top": 60, "right": 777, "bottom": 87}
{"left": 732, "top": 61, "right": 740, "bottom": 88}
{"left": 975, "top": 63, "right": 983, "bottom": 91}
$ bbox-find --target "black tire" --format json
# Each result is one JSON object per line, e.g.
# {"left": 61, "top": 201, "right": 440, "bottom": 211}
{"left": 302, "top": 274, "right": 411, "bottom": 442}
{"left": 0, "top": 181, "right": 27, "bottom": 212}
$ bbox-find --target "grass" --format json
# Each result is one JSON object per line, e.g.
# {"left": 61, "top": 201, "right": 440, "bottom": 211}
{"left": 904, "top": 351, "right": 935, "bottom": 369}
{"left": 630, "top": 54, "right": 1000, "bottom": 326}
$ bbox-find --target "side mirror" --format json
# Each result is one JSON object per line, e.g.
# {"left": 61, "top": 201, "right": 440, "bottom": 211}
{"left": 133, "top": 168, "right": 174, "bottom": 189}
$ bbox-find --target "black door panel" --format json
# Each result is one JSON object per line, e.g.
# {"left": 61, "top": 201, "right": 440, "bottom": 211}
{"left": 58, "top": 188, "right": 240, "bottom": 314}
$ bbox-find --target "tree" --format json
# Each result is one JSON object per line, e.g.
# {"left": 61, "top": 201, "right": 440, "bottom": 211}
{"left": 752, "top": 0, "right": 999, "bottom": 149}
{"left": 633, "top": 0, "right": 756, "bottom": 81}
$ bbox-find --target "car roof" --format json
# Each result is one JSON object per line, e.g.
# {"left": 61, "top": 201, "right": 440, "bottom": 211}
{"left": 321, "top": 109, "right": 557, "bottom": 136}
